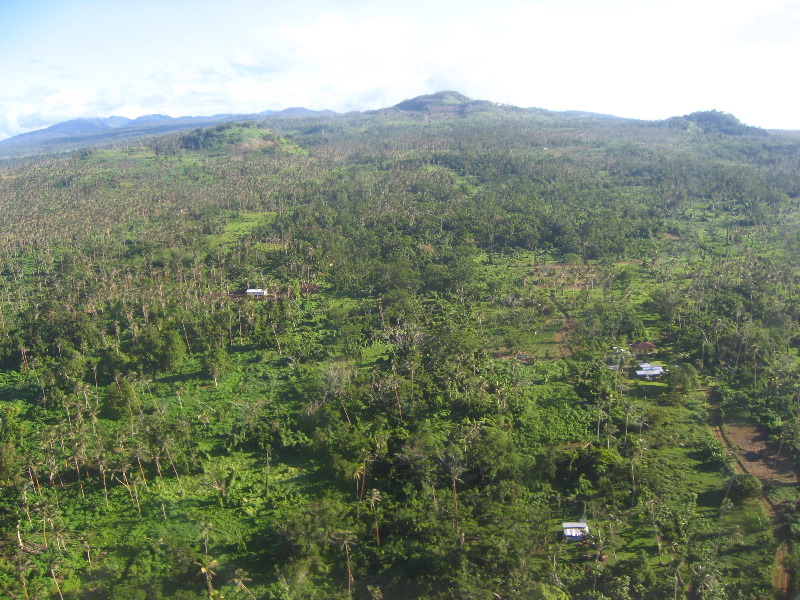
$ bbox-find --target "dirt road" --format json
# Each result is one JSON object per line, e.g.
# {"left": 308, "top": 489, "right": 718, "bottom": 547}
{"left": 706, "top": 389, "right": 794, "bottom": 599}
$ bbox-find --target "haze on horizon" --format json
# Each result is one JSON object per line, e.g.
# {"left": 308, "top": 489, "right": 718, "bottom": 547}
{"left": 2, "top": 0, "right": 799, "bottom": 142}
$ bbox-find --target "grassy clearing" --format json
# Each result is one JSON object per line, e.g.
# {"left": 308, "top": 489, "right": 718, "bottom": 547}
{"left": 207, "top": 210, "right": 278, "bottom": 249}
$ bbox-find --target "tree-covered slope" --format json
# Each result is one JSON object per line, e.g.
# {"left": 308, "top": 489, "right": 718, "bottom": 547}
{"left": 1, "top": 105, "right": 799, "bottom": 600}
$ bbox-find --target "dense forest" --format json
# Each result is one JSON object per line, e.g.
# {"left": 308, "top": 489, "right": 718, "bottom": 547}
{"left": 1, "top": 92, "right": 800, "bottom": 599}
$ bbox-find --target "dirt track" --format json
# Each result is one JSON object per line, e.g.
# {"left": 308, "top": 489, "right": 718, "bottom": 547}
{"left": 548, "top": 291, "right": 575, "bottom": 359}
{"left": 554, "top": 315, "right": 575, "bottom": 358}
{"left": 706, "top": 389, "right": 794, "bottom": 598}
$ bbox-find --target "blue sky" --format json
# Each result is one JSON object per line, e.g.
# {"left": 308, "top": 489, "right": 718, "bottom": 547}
{"left": 2, "top": 0, "right": 799, "bottom": 140}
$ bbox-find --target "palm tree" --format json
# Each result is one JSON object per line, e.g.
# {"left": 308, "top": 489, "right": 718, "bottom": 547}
{"left": 131, "top": 443, "right": 151, "bottom": 490}
{"left": 47, "top": 552, "right": 65, "bottom": 600}
{"left": 160, "top": 436, "right": 184, "bottom": 492}
{"left": 86, "top": 398, "right": 101, "bottom": 438}
{"left": 230, "top": 568, "right": 257, "bottom": 599}
{"left": 368, "top": 488, "right": 382, "bottom": 546}
{"left": 24, "top": 457, "right": 42, "bottom": 495}
{"left": 15, "top": 549, "right": 33, "bottom": 600}
{"left": 69, "top": 437, "right": 87, "bottom": 499}
{"left": 442, "top": 453, "right": 465, "bottom": 535}
{"left": 20, "top": 482, "right": 34, "bottom": 524}
{"left": 36, "top": 497, "right": 59, "bottom": 549}
{"left": 114, "top": 465, "right": 141, "bottom": 515}
{"left": 94, "top": 450, "right": 111, "bottom": 507}
{"left": 329, "top": 530, "right": 356, "bottom": 595}
{"left": 199, "top": 520, "right": 215, "bottom": 556}
{"left": 195, "top": 554, "right": 219, "bottom": 600}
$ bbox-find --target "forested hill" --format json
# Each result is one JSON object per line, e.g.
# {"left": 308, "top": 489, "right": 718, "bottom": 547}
{"left": 0, "top": 108, "right": 337, "bottom": 159}
{"left": 1, "top": 97, "right": 800, "bottom": 600}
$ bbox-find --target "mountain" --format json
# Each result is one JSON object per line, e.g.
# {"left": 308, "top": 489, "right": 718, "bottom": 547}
{"left": 132, "top": 114, "right": 175, "bottom": 125}
{"left": 394, "top": 90, "right": 474, "bottom": 111}
{"left": 0, "top": 92, "right": 777, "bottom": 160}
{"left": 0, "top": 107, "right": 338, "bottom": 158}
{"left": 18, "top": 116, "right": 134, "bottom": 139}
{"left": 265, "top": 107, "right": 338, "bottom": 118}
{"left": 392, "top": 90, "right": 495, "bottom": 114}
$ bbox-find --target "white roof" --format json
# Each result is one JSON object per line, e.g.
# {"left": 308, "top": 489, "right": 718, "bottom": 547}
{"left": 562, "top": 522, "right": 589, "bottom": 531}
{"left": 636, "top": 366, "right": 665, "bottom": 376}
{"left": 564, "top": 528, "right": 586, "bottom": 538}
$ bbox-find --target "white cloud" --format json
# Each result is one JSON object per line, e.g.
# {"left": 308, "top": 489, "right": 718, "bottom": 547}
{"left": 221, "top": 14, "right": 431, "bottom": 111}
{"left": 731, "top": 2, "right": 800, "bottom": 46}
{"left": 2, "top": 0, "right": 799, "bottom": 140}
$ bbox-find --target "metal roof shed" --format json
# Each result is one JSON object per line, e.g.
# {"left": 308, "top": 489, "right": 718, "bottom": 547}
{"left": 562, "top": 520, "right": 590, "bottom": 541}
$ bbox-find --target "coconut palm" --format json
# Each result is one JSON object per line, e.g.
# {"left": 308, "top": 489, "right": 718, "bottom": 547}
{"left": 329, "top": 530, "right": 356, "bottom": 595}
{"left": 195, "top": 554, "right": 219, "bottom": 600}
{"left": 230, "top": 568, "right": 256, "bottom": 600}
{"left": 368, "top": 488, "right": 382, "bottom": 546}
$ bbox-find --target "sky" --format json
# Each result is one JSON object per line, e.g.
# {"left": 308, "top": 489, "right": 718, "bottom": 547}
{"left": 2, "top": 0, "right": 799, "bottom": 141}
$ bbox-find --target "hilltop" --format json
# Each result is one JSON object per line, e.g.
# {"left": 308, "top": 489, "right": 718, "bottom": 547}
{"left": 392, "top": 90, "right": 492, "bottom": 113}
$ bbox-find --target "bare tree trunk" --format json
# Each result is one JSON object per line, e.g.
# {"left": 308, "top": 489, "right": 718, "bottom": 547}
{"left": 50, "top": 568, "right": 64, "bottom": 600}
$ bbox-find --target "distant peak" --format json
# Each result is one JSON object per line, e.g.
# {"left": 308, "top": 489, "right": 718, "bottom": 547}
{"left": 133, "top": 114, "right": 174, "bottom": 124}
{"left": 678, "top": 110, "right": 765, "bottom": 135}
{"left": 394, "top": 91, "right": 474, "bottom": 112}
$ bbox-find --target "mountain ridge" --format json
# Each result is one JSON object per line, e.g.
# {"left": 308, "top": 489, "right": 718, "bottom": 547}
{"left": 0, "top": 107, "right": 337, "bottom": 158}
{"left": 0, "top": 92, "right": 777, "bottom": 159}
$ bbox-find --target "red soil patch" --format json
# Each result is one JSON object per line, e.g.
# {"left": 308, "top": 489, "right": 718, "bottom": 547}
{"left": 724, "top": 423, "right": 798, "bottom": 487}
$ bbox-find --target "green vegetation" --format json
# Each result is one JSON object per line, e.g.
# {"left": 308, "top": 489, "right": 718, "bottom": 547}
{"left": 0, "top": 103, "right": 799, "bottom": 599}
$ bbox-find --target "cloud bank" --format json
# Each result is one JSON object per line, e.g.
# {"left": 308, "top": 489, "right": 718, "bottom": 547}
{"left": 2, "top": 0, "right": 799, "bottom": 141}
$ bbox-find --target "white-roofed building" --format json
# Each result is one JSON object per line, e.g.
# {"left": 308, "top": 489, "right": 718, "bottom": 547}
{"left": 636, "top": 362, "right": 665, "bottom": 380}
{"left": 562, "top": 520, "right": 590, "bottom": 541}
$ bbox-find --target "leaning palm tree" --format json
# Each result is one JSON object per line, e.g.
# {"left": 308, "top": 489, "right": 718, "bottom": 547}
{"left": 230, "top": 568, "right": 257, "bottom": 599}
{"left": 195, "top": 554, "right": 219, "bottom": 600}
{"left": 47, "top": 552, "right": 65, "bottom": 600}
{"left": 15, "top": 550, "right": 33, "bottom": 600}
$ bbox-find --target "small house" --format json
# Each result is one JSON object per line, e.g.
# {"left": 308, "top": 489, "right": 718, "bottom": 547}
{"left": 562, "top": 520, "right": 590, "bottom": 542}
{"left": 245, "top": 288, "right": 266, "bottom": 297}
{"left": 630, "top": 341, "right": 657, "bottom": 357}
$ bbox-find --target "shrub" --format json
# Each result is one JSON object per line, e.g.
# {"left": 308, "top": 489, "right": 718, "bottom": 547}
{"left": 727, "top": 473, "right": 762, "bottom": 501}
